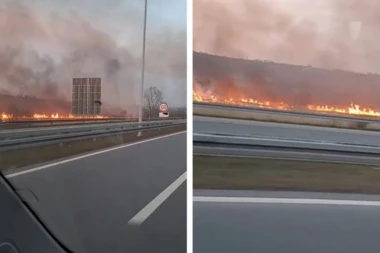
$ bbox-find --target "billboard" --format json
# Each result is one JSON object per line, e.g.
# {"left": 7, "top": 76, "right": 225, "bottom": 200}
{"left": 72, "top": 77, "right": 101, "bottom": 115}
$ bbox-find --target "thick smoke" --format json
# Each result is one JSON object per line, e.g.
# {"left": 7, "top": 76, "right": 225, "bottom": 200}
{"left": 194, "top": 0, "right": 380, "bottom": 74}
{"left": 0, "top": 0, "right": 186, "bottom": 114}
{"left": 193, "top": 0, "right": 380, "bottom": 109}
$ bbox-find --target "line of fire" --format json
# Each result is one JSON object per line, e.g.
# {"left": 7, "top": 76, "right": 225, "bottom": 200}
{"left": 193, "top": 52, "right": 380, "bottom": 119}
{"left": 1, "top": 77, "right": 107, "bottom": 122}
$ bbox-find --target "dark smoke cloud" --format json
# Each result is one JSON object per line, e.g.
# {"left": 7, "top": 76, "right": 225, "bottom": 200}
{"left": 0, "top": 0, "right": 186, "bottom": 112}
{"left": 194, "top": 0, "right": 380, "bottom": 74}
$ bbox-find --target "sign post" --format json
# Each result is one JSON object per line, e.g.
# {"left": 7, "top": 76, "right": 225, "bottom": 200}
{"left": 137, "top": 0, "right": 148, "bottom": 137}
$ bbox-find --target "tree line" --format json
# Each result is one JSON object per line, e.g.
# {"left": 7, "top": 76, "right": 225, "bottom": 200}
{"left": 143, "top": 86, "right": 186, "bottom": 118}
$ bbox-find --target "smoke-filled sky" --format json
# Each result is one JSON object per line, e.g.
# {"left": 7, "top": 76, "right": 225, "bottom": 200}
{"left": 194, "top": 0, "right": 380, "bottom": 74}
{"left": 0, "top": 0, "right": 186, "bottom": 110}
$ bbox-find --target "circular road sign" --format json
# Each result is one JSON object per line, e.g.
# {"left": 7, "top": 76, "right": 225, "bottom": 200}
{"left": 159, "top": 103, "right": 168, "bottom": 112}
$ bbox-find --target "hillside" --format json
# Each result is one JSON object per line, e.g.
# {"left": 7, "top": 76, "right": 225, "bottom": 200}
{"left": 193, "top": 51, "right": 380, "bottom": 109}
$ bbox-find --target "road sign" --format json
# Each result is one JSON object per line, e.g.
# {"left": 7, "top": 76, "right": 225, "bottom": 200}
{"left": 159, "top": 103, "right": 168, "bottom": 112}
{"left": 159, "top": 112, "right": 169, "bottom": 118}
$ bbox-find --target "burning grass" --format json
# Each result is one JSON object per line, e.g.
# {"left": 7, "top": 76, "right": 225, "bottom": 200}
{"left": 193, "top": 91, "right": 380, "bottom": 119}
{"left": 194, "top": 155, "right": 380, "bottom": 194}
{"left": 1, "top": 112, "right": 107, "bottom": 121}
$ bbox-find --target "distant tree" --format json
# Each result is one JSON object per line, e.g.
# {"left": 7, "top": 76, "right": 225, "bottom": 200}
{"left": 143, "top": 86, "right": 164, "bottom": 118}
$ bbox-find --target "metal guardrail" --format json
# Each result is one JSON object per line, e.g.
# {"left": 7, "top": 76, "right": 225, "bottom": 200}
{"left": 0, "top": 117, "right": 185, "bottom": 129}
{"left": 194, "top": 102, "right": 380, "bottom": 123}
{"left": 0, "top": 120, "right": 186, "bottom": 151}
{"left": 193, "top": 133, "right": 380, "bottom": 155}
{"left": 0, "top": 119, "right": 185, "bottom": 140}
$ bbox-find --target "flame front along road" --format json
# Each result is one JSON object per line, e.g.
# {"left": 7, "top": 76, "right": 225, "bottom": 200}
{"left": 1, "top": 113, "right": 107, "bottom": 121}
{"left": 193, "top": 91, "right": 380, "bottom": 118}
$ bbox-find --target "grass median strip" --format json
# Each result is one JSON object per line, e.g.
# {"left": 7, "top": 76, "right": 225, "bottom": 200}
{"left": 194, "top": 155, "right": 380, "bottom": 194}
{"left": 0, "top": 125, "right": 186, "bottom": 174}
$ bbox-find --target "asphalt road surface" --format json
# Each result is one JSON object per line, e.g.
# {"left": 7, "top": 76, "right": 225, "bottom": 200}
{"left": 194, "top": 116, "right": 380, "bottom": 146}
{"left": 4, "top": 132, "right": 187, "bottom": 253}
{"left": 194, "top": 189, "right": 380, "bottom": 253}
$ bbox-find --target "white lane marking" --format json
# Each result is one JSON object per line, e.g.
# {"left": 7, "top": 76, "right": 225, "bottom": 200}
{"left": 193, "top": 196, "right": 380, "bottom": 207}
{"left": 128, "top": 172, "right": 187, "bottom": 226}
{"left": 6, "top": 131, "right": 186, "bottom": 178}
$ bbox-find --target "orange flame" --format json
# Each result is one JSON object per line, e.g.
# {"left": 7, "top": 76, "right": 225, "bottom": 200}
{"left": 1, "top": 112, "right": 12, "bottom": 121}
{"left": 1, "top": 112, "right": 107, "bottom": 121}
{"left": 307, "top": 104, "right": 380, "bottom": 117}
{"left": 193, "top": 91, "right": 291, "bottom": 110}
{"left": 193, "top": 90, "right": 380, "bottom": 118}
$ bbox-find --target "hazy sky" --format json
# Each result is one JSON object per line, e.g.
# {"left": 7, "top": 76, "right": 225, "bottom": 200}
{"left": 0, "top": 0, "right": 186, "bottom": 109}
{"left": 194, "top": 0, "right": 380, "bottom": 74}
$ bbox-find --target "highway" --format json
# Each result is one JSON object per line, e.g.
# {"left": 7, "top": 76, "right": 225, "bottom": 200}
{"left": 194, "top": 112, "right": 380, "bottom": 252}
{"left": 194, "top": 116, "right": 380, "bottom": 146}
{"left": 4, "top": 132, "right": 187, "bottom": 253}
{"left": 194, "top": 189, "right": 380, "bottom": 253}
{"left": 194, "top": 116, "right": 380, "bottom": 164}
{"left": 0, "top": 119, "right": 185, "bottom": 152}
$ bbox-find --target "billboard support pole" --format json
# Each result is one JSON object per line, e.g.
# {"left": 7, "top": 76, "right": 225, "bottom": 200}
{"left": 137, "top": 0, "right": 148, "bottom": 137}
